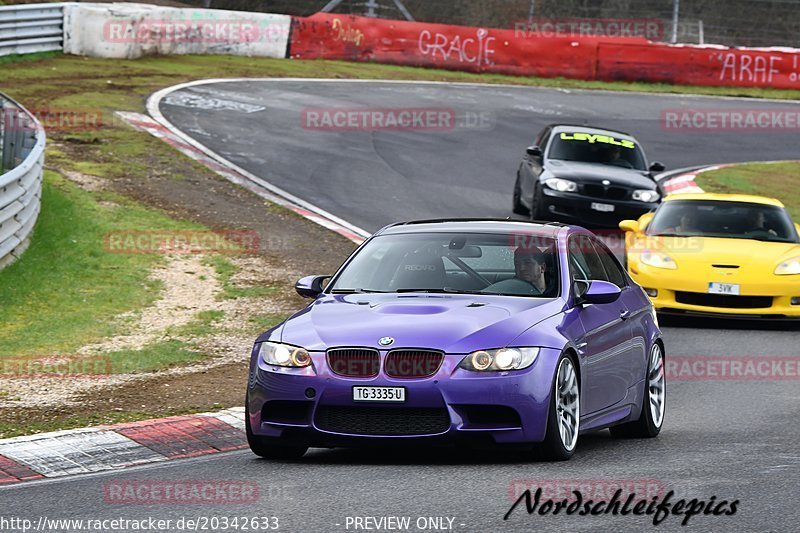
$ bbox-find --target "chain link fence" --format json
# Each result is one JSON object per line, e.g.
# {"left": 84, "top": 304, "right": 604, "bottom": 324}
{"left": 176, "top": 0, "right": 800, "bottom": 48}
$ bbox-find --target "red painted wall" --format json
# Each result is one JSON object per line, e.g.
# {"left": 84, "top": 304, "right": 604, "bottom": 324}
{"left": 289, "top": 13, "right": 650, "bottom": 80}
{"left": 597, "top": 43, "right": 800, "bottom": 89}
{"left": 289, "top": 13, "right": 800, "bottom": 90}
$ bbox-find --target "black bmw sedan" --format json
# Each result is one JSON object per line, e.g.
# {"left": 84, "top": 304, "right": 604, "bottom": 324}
{"left": 513, "top": 124, "right": 666, "bottom": 228}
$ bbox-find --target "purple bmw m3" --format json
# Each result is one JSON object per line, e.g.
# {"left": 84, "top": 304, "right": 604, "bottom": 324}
{"left": 246, "top": 220, "right": 665, "bottom": 461}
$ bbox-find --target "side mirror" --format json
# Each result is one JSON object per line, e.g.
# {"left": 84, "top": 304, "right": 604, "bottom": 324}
{"left": 573, "top": 278, "right": 590, "bottom": 300}
{"left": 581, "top": 280, "right": 622, "bottom": 305}
{"left": 295, "top": 275, "right": 329, "bottom": 299}
{"left": 526, "top": 145, "right": 543, "bottom": 158}
{"left": 619, "top": 219, "right": 640, "bottom": 233}
{"left": 649, "top": 161, "right": 666, "bottom": 173}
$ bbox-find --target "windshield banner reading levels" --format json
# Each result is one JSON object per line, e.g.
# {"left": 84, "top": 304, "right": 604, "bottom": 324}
{"left": 560, "top": 132, "right": 636, "bottom": 149}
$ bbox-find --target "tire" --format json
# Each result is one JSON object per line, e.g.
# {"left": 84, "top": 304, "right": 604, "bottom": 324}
{"left": 245, "top": 396, "right": 308, "bottom": 459}
{"left": 538, "top": 353, "right": 580, "bottom": 461}
{"left": 529, "top": 182, "right": 547, "bottom": 221}
{"left": 512, "top": 173, "right": 529, "bottom": 216}
{"left": 610, "top": 342, "right": 665, "bottom": 438}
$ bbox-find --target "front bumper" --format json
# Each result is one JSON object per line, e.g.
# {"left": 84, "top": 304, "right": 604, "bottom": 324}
{"left": 247, "top": 349, "right": 562, "bottom": 447}
{"left": 541, "top": 188, "right": 658, "bottom": 228}
{"left": 629, "top": 262, "right": 800, "bottom": 318}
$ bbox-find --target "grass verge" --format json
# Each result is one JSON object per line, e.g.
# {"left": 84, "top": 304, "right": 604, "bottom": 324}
{"left": 0, "top": 171, "right": 203, "bottom": 358}
{"left": 695, "top": 161, "right": 800, "bottom": 220}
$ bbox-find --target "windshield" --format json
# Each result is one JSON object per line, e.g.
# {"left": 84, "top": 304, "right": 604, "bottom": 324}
{"left": 548, "top": 131, "right": 646, "bottom": 170}
{"left": 330, "top": 232, "right": 560, "bottom": 297}
{"left": 647, "top": 200, "right": 799, "bottom": 243}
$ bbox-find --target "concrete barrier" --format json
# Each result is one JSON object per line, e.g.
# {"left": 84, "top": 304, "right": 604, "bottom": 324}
{"left": 289, "top": 13, "right": 649, "bottom": 79}
{"left": 63, "top": 3, "right": 290, "bottom": 59}
{"left": 288, "top": 12, "right": 800, "bottom": 91}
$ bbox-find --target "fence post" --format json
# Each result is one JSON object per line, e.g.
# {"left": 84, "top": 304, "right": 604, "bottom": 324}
{"left": 0, "top": 96, "right": 5, "bottom": 173}
{"left": 671, "top": 0, "right": 680, "bottom": 43}
{"left": 1, "top": 101, "right": 15, "bottom": 173}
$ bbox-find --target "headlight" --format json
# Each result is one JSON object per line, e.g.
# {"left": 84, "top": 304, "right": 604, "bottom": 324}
{"left": 257, "top": 342, "right": 312, "bottom": 368}
{"left": 632, "top": 189, "right": 660, "bottom": 203}
{"left": 775, "top": 256, "right": 800, "bottom": 275}
{"left": 459, "top": 348, "right": 540, "bottom": 372}
{"left": 544, "top": 178, "right": 577, "bottom": 193}
{"left": 640, "top": 249, "right": 678, "bottom": 270}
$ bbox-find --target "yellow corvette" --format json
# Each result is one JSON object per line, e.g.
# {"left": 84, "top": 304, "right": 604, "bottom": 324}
{"left": 619, "top": 193, "right": 800, "bottom": 318}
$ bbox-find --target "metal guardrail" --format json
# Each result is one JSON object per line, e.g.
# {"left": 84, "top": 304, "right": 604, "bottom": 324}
{"left": 0, "top": 93, "right": 45, "bottom": 269}
{"left": 0, "top": 2, "right": 67, "bottom": 57}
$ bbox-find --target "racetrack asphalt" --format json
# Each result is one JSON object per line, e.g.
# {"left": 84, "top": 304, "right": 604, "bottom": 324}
{"left": 2, "top": 81, "right": 798, "bottom": 533}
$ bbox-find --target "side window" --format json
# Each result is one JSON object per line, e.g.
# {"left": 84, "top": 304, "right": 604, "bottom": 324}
{"left": 537, "top": 128, "right": 551, "bottom": 154}
{"left": 569, "top": 249, "right": 589, "bottom": 283}
{"left": 593, "top": 238, "right": 628, "bottom": 288}
{"left": 568, "top": 234, "right": 609, "bottom": 282}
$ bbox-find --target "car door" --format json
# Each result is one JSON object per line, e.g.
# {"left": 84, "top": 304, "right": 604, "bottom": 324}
{"left": 594, "top": 238, "right": 648, "bottom": 393}
{"left": 519, "top": 126, "right": 550, "bottom": 204}
{"left": 569, "top": 234, "right": 633, "bottom": 414}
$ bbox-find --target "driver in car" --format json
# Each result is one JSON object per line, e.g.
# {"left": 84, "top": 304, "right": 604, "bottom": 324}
{"left": 603, "top": 145, "right": 633, "bottom": 168}
{"left": 748, "top": 210, "right": 778, "bottom": 236}
{"left": 482, "top": 247, "right": 548, "bottom": 295}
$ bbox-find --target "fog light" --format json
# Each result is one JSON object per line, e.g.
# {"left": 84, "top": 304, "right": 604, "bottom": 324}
{"left": 791, "top": 297, "right": 800, "bottom": 306}
{"left": 645, "top": 288, "right": 658, "bottom": 298}
{"left": 304, "top": 388, "right": 316, "bottom": 398}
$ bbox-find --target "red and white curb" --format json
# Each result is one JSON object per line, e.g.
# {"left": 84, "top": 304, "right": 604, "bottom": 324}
{"left": 0, "top": 408, "right": 246, "bottom": 485}
{"left": 115, "top": 110, "right": 367, "bottom": 245}
{"left": 660, "top": 165, "right": 730, "bottom": 195}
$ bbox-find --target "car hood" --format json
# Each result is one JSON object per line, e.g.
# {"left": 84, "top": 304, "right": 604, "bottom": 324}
{"left": 546, "top": 160, "right": 656, "bottom": 189}
{"left": 274, "top": 293, "right": 566, "bottom": 353}
{"left": 643, "top": 235, "right": 800, "bottom": 267}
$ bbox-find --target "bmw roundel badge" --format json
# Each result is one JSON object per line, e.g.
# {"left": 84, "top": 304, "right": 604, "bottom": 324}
{"left": 379, "top": 337, "right": 394, "bottom": 346}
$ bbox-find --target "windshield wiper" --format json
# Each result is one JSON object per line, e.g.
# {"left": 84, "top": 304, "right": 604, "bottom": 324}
{"left": 749, "top": 235, "right": 792, "bottom": 243}
{"left": 396, "top": 288, "right": 489, "bottom": 295}
{"left": 650, "top": 232, "right": 695, "bottom": 237}
{"left": 329, "top": 288, "right": 387, "bottom": 294}
{"left": 443, "top": 288, "right": 489, "bottom": 294}
{"left": 395, "top": 288, "right": 449, "bottom": 293}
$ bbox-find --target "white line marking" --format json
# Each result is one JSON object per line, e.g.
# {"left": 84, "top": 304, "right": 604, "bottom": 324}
{"left": 146, "top": 83, "right": 371, "bottom": 241}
